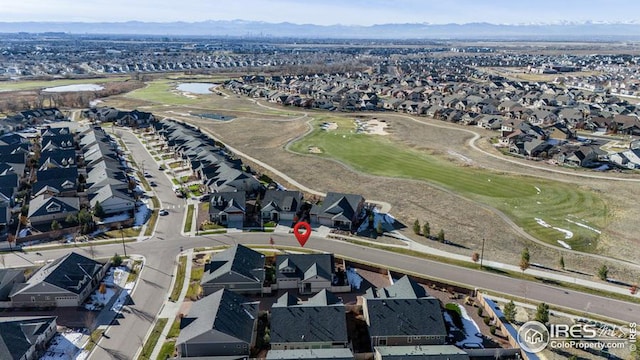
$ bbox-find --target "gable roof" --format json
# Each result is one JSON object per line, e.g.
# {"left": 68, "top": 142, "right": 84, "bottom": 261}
{"left": 209, "top": 192, "right": 246, "bottom": 214}
{"left": 313, "top": 192, "right": 363, "bottom": 223}
{"left": 270, "top": 290, "right": 347, "bottom": 344}
{"left": 262, "top": 190, "right": 303, "bottom": 213}
{"left": 365, "top": 275, "right": 428, "bottom": 299}
{"left": 275, "top": 253, "right": 334, "bottom": 281}
{"left": 0, "top": 316, "right": 57, "bottom": 360}
{"left": 201, "top": 244, "right": 265, "bottom": 286}
{"left": 11, "top": 252, "right": 104, "bottom": 297}
{"left": 365, "top": 297, "right": 446, "bottom": 338}
{"left": 27, "top": 194, "right": 79, "bottom": 218}
{"left": 177, "top": 289, "right": 258, "bottom": 346}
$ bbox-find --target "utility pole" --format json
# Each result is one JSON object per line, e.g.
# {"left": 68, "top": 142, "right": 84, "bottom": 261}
{"left": 120, "top": 225, "right": 127, "bottom": 257}
{"left": 480, "top": 238, "right": 485, "bottom": 269}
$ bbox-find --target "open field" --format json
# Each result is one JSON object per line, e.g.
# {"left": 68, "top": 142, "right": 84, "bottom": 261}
{"left": 102, "top": 74, "right": 640, "bottom": 282}
{"left": 289, "top": 116, "right": 607, "bottom": 252}
{"left": 0, "top": 76, "right": 129, "bottom": 92}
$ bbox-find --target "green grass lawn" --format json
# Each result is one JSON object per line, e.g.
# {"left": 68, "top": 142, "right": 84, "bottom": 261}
{"left": 138, "top": 318, "right": 168, "bottom": 360}
{"left": 169, "top": 256, "right": 187, "bottom": 302}
{"left": 290, "top": 117, "right": 607, "bottom": 251}
{"left": 157, "top": 341, "right": 176, "bottom": 360}
{"left": 184, "top": 204, "right": 195, "bottom": 233}
{"left": 126, "top": 80, "right": 201, "bottom": 105}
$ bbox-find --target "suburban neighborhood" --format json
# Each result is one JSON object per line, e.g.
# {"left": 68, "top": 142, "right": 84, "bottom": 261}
{"left": 0, "top": 16, "right": 638, "bottom": 360}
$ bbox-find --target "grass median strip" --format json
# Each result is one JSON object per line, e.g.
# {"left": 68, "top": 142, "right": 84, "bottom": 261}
{"left": 137, "top": 318, "right": 168, "bottom": 360}
{"left": 169, "top": 256, "right": 187, "bottom": 302}
{"left": 84, "top": 328, "right": 105, "bottom": 352}
{"left": 183, "top": 204, "right": 194, "bottom": 233}
{"left": 157, "top": 341, "right": 176, "bottom": 360}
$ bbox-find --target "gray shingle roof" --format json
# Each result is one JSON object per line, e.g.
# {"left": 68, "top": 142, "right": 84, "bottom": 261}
{"left": 27, "top": 195, "right": 80, "bottom": 218}
{"left": 12, "top": 252, "right": 103, "bottom": 296}
{"left": 275, "top": 253, "right": 334, "bottom": 282}
{"left": 177, "top": 289, "right": 258, "bottom": 346}
{"left": 365, "top": 297, "right": 446, "bottom": 338}
{"left": 201, "top": 244, "right": 265, "bottom": 286}
{"left": 271, "top": 290, "right": 347, "bottom": 344}
{"left": 0, "top": 316, "right": 56, "bottom": 360}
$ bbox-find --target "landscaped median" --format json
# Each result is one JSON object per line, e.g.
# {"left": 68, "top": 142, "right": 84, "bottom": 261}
{"left": 169, "top": 256, "right": 187, "bottom": 302}
{"left": 183, "top": 204, "right": 194, "bottom": 233}
{"left": 137, "top": 318, "right": 167, "bottom": 360}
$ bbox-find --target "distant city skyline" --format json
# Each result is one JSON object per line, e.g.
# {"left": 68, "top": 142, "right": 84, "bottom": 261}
{"left": 1, "top": 0, "right": 638, "bottom": 25}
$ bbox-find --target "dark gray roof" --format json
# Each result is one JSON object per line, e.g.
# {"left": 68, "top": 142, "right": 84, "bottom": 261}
{"left": 266, "top": 348, "right": 354, "bottom": 359}
{"left": 177, "top": 289, "right": 258, "bottom": 346}
{"left": 209, "top": 191, "right": 246, "bottom": 214}
{"left": 365, "top": 297, "right": 446, "bottom": 338}
{"left": 0, "top": 269, "right": 23, "bottom": 301}
{"left": 12, "top": 252, "right": 104, "bottom": 296}
{"left": 201, "top": 244, "right": 265, "bottom": 286}
{"left": 275, "top": 253, "right": 334, "bottom": 281}
{"left": 365, "top": 276, "right": 428, "bottom": 299}
{"left": 0, "top": 316, "right": 57, "bottom": 360}
{"left": 313, "top": 192, "right": 363, "bottom": 222}
{"left": 262, "top": 190, "right": 303, "bottom": 213}
{"left": 27, "top": 195, "right": 79, "bottom": 218}
{"left": 271, "top": 290, "right": 347, "bottom": 344}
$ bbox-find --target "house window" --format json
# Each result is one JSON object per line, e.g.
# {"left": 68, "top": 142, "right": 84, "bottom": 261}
{"left": 45, "top": 296, "right": 50, "bottom": 301}
{"left": 31, "top": 296, "right": 36, "bottom": 302}
{"left": 46, "top": 203, "right": 61, "bottom": 213}
{"left": 407, "top": 337, "right": 412, "bottom": 343}
{"left": 379, "top": 338, "right": 387, "bottom": 346}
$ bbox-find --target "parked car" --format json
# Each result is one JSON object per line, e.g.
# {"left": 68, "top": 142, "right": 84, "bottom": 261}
{"left": 159, "top": 209, "right": 169, "bottom": 216}
{"left": 144, "top": 172, "right": 152, "bottom": 177}
{"left": 150, "top": 181, "right": 157, "bottom": 187}
{"left": 158, "top": 165, "right": 165, "bottom": 171}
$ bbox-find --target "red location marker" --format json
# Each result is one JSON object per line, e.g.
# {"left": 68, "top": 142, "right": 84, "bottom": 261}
{"left": 293, "top": 221, "right": 311, "bottom": 247}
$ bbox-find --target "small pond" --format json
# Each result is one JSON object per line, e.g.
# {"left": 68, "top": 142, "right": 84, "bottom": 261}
{"left": 176, "top": 82, "right": 217, "bottom": 94}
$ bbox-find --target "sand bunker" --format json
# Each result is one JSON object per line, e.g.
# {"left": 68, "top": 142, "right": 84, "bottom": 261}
{"left": 355, "top": 119, "right": 390, "bottom": 135}
{"left": 308, "top": 146, "right": 323, "bottom": 154}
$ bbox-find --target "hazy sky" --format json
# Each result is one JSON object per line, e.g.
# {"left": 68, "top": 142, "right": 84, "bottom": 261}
{"left": 0, "top": 0, "right": 638, "bottom": 25}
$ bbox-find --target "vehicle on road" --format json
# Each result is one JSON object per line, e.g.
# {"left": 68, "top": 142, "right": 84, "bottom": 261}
{"left": 144, "top": 172, "right": 152, "bottom": 177}
{"left": 158, "top": 165, "right": 165, "bottom": 171}
{"left": 159, "top": 209, "right": 169, "bottom": 216}
{"left": 150, "top": 181, "right": 157, "bottom": 187}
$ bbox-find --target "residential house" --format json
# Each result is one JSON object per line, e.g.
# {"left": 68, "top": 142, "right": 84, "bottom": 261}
{"left": 31, "top": 178, "right": 78, "bottom": 198}
{"left": 557, "top": 146, "right": 604, "bottom": 167}
{"left": 275, "top": 253, "right": 337, "bottom": 294}
{"left": 0, "top": 316, "right": 58, "bottom": 360}
{"left": 9, "top": 252, "right": 108, "bottom": 308}
{"left": 200, "top": 244, "right": 265, "bottom": 296}
{"left": 209, "top": 191, "right": 246, "bottom": 228}
{"left": 374, "top": 345, "right": 470, "bottom": 360}
{"left": 27, "top": 194, "right": 79, "bottom": 226}
{"left": 363, "top": 276, "right": 447, "bottom": 347}
{"left": 270, "top": 290, "right": 349, "bottom": 350}
{"left": 260, "top": 190, "right": 304, "bottom": 223}
{"left": 311, "top": 192, "right": 364, "bottom": 230}
{"left": 176, "top": 289, "right": 259, "bottom": 358}
{"left": 88, "top": 184, "right": 135, "bottom": 216}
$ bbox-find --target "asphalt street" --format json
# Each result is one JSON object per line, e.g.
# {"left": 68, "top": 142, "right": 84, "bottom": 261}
{"left": 2, "top": 128, "right": 637, "bottom": 360}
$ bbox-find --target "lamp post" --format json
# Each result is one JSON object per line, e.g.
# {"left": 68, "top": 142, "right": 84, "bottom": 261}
{"left": 480, "top": 238, "right": 485, "bottom": 269}
{"left": 120, "top": 225, "right": 127, "bottom": 257}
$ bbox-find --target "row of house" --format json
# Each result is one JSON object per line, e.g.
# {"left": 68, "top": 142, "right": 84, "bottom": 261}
{"left": 208, "top": 189, "right": 366, "bottom": 230}
{"left": 200, "top": 245, "right": 348, "bottom": 297}
{"left": 178, "top": 272, "right": 458, "bottom": 360}
{"left": 82, "top": 107, "right": 155, "bottom": 128}
{"left": 25, "top": 125, "right": 136, "bottom": 229}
